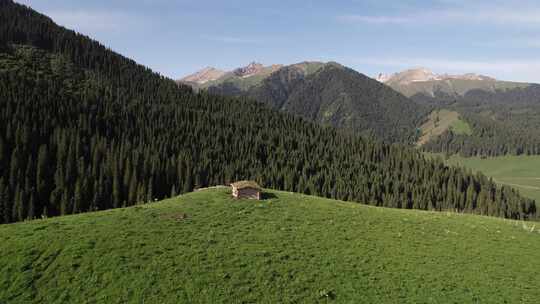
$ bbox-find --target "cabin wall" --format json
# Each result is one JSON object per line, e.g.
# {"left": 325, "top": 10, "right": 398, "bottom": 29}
{"left": 236, "top": 188, "right": 260, "bottom": 200}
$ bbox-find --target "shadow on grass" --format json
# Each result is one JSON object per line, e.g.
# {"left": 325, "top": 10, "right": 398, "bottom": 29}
{"left": 261, "top": 192, "right": 277, "bottom": 200}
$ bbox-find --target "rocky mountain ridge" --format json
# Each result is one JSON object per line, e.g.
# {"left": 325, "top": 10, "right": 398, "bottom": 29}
{"left": 377, "top": 68, "right": 495, "bottom": 84}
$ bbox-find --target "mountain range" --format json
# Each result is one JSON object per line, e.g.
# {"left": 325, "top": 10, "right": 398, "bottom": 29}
{"left": 377, "top": 67, "right": 529, "bottom": 98}
{"left": 181, "top": 62, "right": 540, "bottom": 155}
{"left": 182, "top": 64, "right": 530, "bottom": 99}
{"left": 181, "top": 62, "right": 424, "bottom": 144}
{"left": 180, "top": 62, "right": 283, "bottom": 91}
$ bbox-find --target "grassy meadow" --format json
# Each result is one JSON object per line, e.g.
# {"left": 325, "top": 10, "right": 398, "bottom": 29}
{"left": 417, "top": 110, "right": 471, "bottom": 146}
{"left": 444, "top": 155, "right": 540, "bottom": 203}
{"left": 1, "top": 187, "right": 540, "bottom": 303}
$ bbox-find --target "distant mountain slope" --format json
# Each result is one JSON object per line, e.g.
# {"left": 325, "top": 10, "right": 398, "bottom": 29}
{"left": 179, "top": 62, "right": 283, "bottom": 92}
{"left": 2, "top": 188, "right": 540, "bottom": 303}
{"left": 375, "top": 68, "right": 540, "bottom": 156}
{"left": 181, "top": 67, "right": 226, "bottom": 85}
{"left": 195, "top": 61, "right": 325, "bottom": 97}
{"left": 378, "top": 68, "right": 529, "bottom": 98}
{"left": 248, "top": 63, "right": 426, "bottom": 144}
{"left": 422, "top": 85, "right": 540, "bottom": 156}
{"left": 186, "top": 61, "right": 427, "bottom": 144}
{"left": 417, "top": 109, "right": 471, "bottom": 146}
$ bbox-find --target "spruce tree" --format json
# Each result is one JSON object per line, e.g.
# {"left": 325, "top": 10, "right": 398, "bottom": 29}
{"left": 27, "top": 193, "right": 35, "bottom": 220}
{"left": 12, "top": 187, "right": 24, "bottom": 221}
{"left": 60, "top": 189, "right": 69, "bottom": 216}
{"left": 0, "top": 179, "right": 6, "bottom": 224}
{"left": 35, "top": 144, "right": 48, "bottom": 205}
{"left": 72, "top": 181, "right": 81, "bottom": 214}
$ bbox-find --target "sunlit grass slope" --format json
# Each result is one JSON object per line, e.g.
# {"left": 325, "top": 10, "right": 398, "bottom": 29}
{"left": 417, "top": 109, "right": 472, "bottom": 146}
{"left": 1, "top": 188, "right": 540, "bottom": 303}
{"left": 446, "top": 155, "right": 540, "bottom": 203}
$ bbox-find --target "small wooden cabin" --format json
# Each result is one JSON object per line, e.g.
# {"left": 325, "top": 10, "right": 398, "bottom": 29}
{"left": 231, "top": 180, "right": 261, "bottom": 200}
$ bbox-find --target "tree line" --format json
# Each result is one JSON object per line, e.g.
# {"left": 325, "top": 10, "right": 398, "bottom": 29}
{"left": 0, "top": 0, "right": 536, "bottom": 224}
{"left": 418, "top": 87, "right": 540, "bottom": 156}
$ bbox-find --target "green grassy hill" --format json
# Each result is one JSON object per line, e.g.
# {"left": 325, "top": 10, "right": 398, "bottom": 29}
{"left": 417, "top": 109, "right": 472, "bottom": 146}
{"left": 2, "top": 188, "right": 539, "bottom": 303}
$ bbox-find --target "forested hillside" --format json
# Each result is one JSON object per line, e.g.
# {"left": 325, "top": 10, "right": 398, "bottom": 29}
{"left": 418, "top": 86, "right": 540, "bottom": 156}
{"left": 198, "top": 61, "right": 426, "bottom": 144}
{"left": 0, "top": 0, "right": 536, "bottom": 224}
{"left": 245, "top": 63, "right": 425, "bottom": 144}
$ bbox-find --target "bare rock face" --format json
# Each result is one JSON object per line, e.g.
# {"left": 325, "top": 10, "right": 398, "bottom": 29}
{"left": 377, "top": 68, "right": 496, "bottom": 84}
{"left": 376, "top": 73, "right": 392, "bottom": 83}
{"left": 180, "top": 62, "right": 284, "bottom": 86}
{"left": 376, "top": 67, "right": 526, "bottom": 98}
{"left": 233, "top": 62, "right": 265, "bottom": 77}
{"left": 377, "top": 68, "right": 437, "bottom": 84}
{"left": 181, "top": 67, "right": 226, "bottom": 84}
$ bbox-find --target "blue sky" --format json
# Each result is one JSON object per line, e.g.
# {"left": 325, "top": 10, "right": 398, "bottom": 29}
{"left": 16, "top": 0, "right": 540, "bottom": 82}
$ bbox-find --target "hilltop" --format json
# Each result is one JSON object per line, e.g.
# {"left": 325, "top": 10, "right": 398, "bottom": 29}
{"left": 1, "top": 188, "right": 539, "bottom": 303}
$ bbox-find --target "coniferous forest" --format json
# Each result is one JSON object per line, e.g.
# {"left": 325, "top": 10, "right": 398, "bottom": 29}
{"left": 0, "top": 0, "right": 536, "bottom": 224}
{"left": 415, "top": 88, "right": 540, "bottom": 156}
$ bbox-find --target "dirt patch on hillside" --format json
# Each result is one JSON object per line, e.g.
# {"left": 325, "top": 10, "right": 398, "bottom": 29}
{"left": 417, "top": 109, "right": 460, "bottom": 146}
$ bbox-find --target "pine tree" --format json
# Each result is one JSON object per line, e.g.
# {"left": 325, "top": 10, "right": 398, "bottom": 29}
{"left": 146, "top": 178, "right": 153, "bottom": 203}
{"left": 60, "top": 189, "right": 69, "bottom": 216}
{"left": 136, "top": 182, "right": 146, "bottom": 204}
{"left": 35, "top": 144, "right": 48, "bottom": 206}
{"left": 9, "top": 147, "right": 20, "bottom": 189}
{"left": 128, "top": 171, "right": 138, "bottom": 204}
{"left": 112, "top": 163, "right": 121, "bottom": 209}
{"left": 27, "top": 193, "right": 35, "bottom": 220}
{"left": 0, "top": 137, "right": 5, "bottom": 174}
{"left": 12, "top": 187, "right": 24, "bottom": 221}
{"left": 72, "top": 180, "right": 81, "bottom": 214}
{"left": 183, "top": 170, "right": 192, "bottom": 194}
{"left": 170, "top": 184, "right": 177, "bottom": 197}
{"left": 0, "top": 179, "right": 6, "bottom": 224}
{"left": 465, "top": 183, "right": 476, "bottom": 212}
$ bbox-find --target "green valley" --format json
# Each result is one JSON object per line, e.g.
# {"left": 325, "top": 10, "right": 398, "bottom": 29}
{"left": 445, "top": 155, "right": 540, "bottom": 203}
{"left": 1, "top": 188, "right": 539, "bottom": 303}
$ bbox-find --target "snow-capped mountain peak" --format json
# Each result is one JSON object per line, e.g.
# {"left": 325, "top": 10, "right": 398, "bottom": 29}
{"left": 377, "top": 68, "right": 496, "bottom": 84}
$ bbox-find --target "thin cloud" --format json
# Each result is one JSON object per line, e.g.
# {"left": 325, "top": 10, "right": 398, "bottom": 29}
{"left": 476, "top": 37, "right": 540, "bottom": 49}
{"left": 338, "top": 15, "right": 412, "bottom": 25}
{"left": 44, "top": 9, "right": 144, "bottom": 34}
{"left": 527, "top": 40, "right": 540, "bottom": 48}
{"left": 440, "top": 9, "right": 540, "bottom": 25}
{"left": 339, "top": 3, "right": 540, "bottom": 26}
{"left": 202, "top": 35, "right": 264, "bottom": 44}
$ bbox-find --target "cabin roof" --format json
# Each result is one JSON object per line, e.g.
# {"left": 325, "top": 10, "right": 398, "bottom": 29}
{"left": 230, "top": 180, "right": 261, "bottom": 190}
